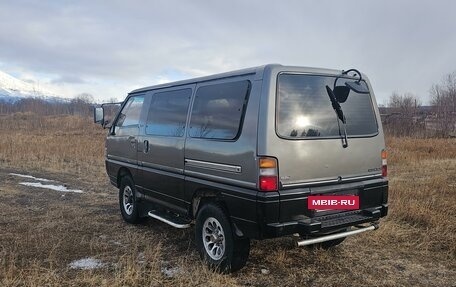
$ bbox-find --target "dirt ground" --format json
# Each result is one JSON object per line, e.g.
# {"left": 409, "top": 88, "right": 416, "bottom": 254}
{"left": 1, "top": 165, "right": 454, "bottom": 287}
{"left": 0, "top": 115, "right": 455, "bottom": 286}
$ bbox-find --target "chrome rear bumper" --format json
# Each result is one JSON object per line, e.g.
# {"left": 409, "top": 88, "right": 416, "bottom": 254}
{"left": 295, "top": 223, "right": 378, "bottom": 247}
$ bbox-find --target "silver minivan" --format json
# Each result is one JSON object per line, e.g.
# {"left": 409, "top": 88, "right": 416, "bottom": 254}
{"left": 94, "top": 64, "right": 388, "bottom": 272}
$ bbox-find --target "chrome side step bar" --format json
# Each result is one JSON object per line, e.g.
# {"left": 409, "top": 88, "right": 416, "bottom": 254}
{"left": 147, "top": 211, "right": 191, "bottom": 229}
{"left": 295, "top": 223, "right": 378, "bottom": 247}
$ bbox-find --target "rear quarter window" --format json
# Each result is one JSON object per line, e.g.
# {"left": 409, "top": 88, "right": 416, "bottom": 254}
{"left": 189, "top": 80, "right": 250, "bottom": 140}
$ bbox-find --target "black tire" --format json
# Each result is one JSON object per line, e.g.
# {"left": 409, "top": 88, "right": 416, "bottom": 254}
{"left": 195, "top": 203, "right": 250, "bottom": 273}
{"left": 119, "top": 176, "right": 140, "bottom": 224}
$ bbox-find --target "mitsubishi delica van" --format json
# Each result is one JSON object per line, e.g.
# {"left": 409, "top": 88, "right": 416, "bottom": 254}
{"left": 94, "top": 64, "right": 388, "bottom": 272}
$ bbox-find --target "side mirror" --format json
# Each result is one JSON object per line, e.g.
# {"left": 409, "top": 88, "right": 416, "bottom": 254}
{"left": 93, "top": 106, "right": 104, "bottom": 125}
{"left": 345, "top": 81, "right": 369, "bottom": 94}
{"left": 95, "top": 102, "right": 122, "bottom": 129}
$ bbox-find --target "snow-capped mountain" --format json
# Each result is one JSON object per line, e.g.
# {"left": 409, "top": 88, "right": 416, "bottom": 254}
{"left": 0, "top": 70, "right": 63, "bottom": 102}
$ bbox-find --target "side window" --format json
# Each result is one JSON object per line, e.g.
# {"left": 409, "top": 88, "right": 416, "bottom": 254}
{"left": 189, "top": 80, "right": 250, "bottom": 140}
{"left": 146, "top": 88, "right": 192, "bottom": 137}
{"left": 116, "top": 96, "right": 144, "bottom": 127}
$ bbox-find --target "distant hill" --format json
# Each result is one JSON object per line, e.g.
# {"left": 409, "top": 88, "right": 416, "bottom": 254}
{"left": 0, "top": 70, "right": 67, "bottom": 103}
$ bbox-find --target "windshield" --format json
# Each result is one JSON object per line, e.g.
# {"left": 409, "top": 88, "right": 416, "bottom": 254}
{"left": 276, "top": 74, "right": 378, "bottom": 139}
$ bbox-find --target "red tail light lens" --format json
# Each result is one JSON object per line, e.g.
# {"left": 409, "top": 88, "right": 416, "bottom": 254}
{"left": 382, "top": 165, "right": 387, "bottom": 178}
{"left": 381, "top": 149, "right": 387, "bottom": 177}
{"left": 259, "top": 176, "right": 278, "bottom": 191}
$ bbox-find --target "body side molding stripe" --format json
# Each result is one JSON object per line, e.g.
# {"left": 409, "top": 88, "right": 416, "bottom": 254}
{"left": 185, "top": 158, "right": 242, "bottom": 173}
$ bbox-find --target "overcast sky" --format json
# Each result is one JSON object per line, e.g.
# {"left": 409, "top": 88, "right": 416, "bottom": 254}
{"left": 0, "top": 0, "right": 455, "bottom": 104}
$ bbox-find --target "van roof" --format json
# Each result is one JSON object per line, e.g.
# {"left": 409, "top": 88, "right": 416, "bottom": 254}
{"left": 129, "top": 64, "right": 345, "bottom": 94}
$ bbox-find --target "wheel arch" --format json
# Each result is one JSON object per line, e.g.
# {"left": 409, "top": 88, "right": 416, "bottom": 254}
{"left": 117, "top": 167, "right": 133, "bottom": 187}
{"left": 191, "top": 189, "right": 245, "bottom": 238}
{"left": 190, "top": 189, "right": 223, "bottom": 219}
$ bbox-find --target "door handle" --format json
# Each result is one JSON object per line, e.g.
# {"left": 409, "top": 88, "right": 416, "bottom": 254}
{"left": 143, "top": 140, "right": 149, "bottom": 153}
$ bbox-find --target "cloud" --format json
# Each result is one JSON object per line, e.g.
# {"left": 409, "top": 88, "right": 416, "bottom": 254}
{"left": 51, "top": 75, "right": 86, "bottom": 84}
{"left": 0, "top": 0, "right": 455, "bottom": 103}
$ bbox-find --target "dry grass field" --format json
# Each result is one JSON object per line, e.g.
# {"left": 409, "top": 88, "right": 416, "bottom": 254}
{"left": 0, "top": 113, "right": 455, "bottom": 286}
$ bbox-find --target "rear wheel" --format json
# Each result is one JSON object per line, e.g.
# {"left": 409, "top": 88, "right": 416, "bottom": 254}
{"left": 195, "top": 203, "right": 250, "bottom": 273}
{"left": 119, "top": 176, "right": 140, "bottom": 224}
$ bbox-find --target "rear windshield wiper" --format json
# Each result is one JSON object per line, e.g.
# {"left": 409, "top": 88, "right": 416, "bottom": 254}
{"left": 325, "top": 85, "right": 348, "bottom": 148}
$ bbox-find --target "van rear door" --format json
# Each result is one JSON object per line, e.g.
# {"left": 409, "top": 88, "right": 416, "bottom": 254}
{"left": 271, "top": 73, "right": 384, "bottom": 186}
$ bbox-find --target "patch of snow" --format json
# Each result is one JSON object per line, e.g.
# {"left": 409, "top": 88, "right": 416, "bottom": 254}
{"left": 161, "top": 266, "right": 182, "bottom": 278}
{"left": 9, "top": 173, "right": 54, "bottom": 182}
{"left": 69, "top": 258, "right": 105, "bottom": 270}
{"left": 261, "top": 268, "right": 270, "bottom": 275}
{"left": 19, "top": 182, "right": 83, "bottom": 193}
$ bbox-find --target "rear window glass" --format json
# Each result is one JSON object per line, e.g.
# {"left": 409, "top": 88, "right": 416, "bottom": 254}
{"left": 276, "top": 74, "right": 378, "bottom": 138}
{"left": 189, "top": 80, "right": 250, "bottom": 140}
{"left": 146, "top": 88, "right": 191, "bottom": 137}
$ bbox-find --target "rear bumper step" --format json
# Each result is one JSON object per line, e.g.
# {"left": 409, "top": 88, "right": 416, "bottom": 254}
{"left": 300, "top": 208, "right": 382, "bottom": 233}
{"left": 265, "top": 207, "right": 383, "bottom": 238}
{"left": 317, "top": 210, "right": 379, "bottom": 229}
{"left": 296, "top": 223, "right": 378, "bottom": 247}
{"left": 147, "top": 211, "right": 191, "bottom": 229}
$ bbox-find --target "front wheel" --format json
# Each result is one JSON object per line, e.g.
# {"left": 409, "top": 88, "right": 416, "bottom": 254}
{"left": 195, "top": 203, "right": 250, "bottom": 273}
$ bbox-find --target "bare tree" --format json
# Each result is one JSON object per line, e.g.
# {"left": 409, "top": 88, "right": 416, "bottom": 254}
{"left": 0, "top": 93, "right": 99, "bottom": 117}
{"left": 388, "top": 92, "right": 421, "bottom": 116}
{"left": 430, "top": 72, "right": 456, "bottom": 136}
{"left": 385, "top": 92, "right": 422, "bottom": 136}
{"left": 70, "top": 93, "right": 94, "bottom": 116}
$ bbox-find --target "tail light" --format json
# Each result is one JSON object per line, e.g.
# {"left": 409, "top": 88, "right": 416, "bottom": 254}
{"left": 381, "top": 149, "right": 387, "bottom": 177}
{"left": 258, "top": 157, "right": 278, "bottom": 192}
